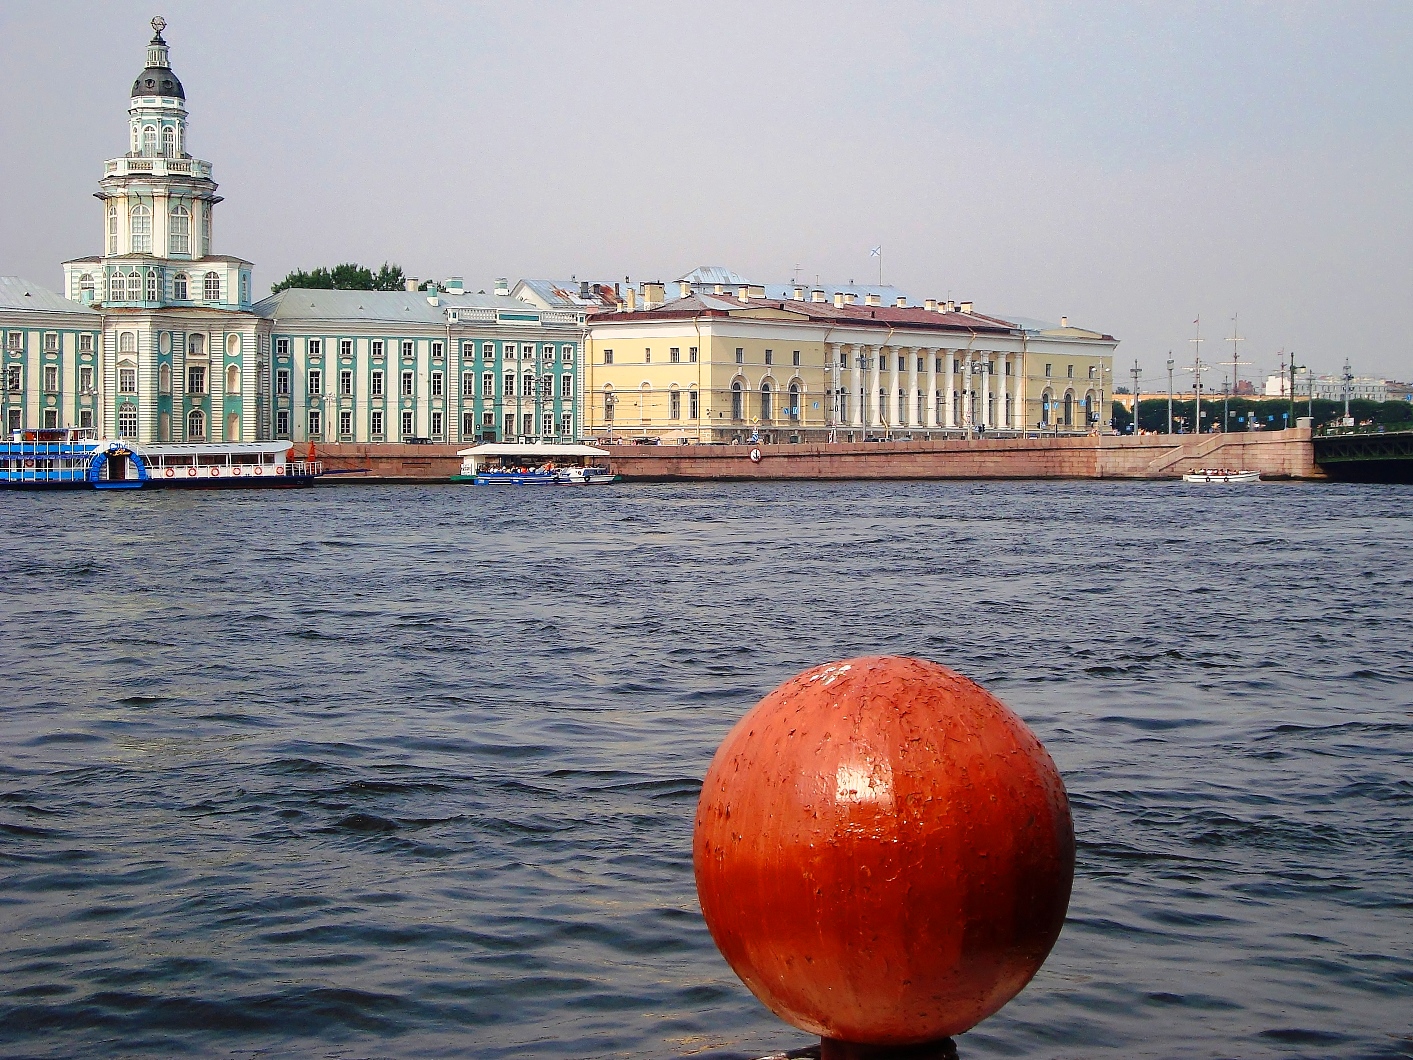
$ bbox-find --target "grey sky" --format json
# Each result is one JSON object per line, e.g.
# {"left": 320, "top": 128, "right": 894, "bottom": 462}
{"left": 2, "top": 1, "right": 1410, "bottom": 386}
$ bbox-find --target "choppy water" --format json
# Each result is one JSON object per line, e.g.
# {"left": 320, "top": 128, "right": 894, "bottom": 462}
{"left": 0, "top": 481, "right": 1409, "bottom": 1060}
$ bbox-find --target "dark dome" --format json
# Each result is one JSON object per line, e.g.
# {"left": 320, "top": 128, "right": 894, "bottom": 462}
{"left": 132, "top": 66, "right": 184, "bottom": 100}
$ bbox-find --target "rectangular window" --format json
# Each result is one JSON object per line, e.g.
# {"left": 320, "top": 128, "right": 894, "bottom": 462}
{"left": 669, "top": 390, "right": 681, "bottom": 418}
{"left": 504, "top": 373, "right": 514, "bottom": 396}
{"left": 765, "top": 350, "right": 773, "bottom": 366}
{"left": 402, "top": 341, "right": 414, "bottom": 359}
{"left": 917, "top": 357, "right": 924, "bottom": 372}
{"left": 793, "top": 351, "right": 801, "bottom": 367}
{"left": 543, "top": 412, "right": 554, "bottom": 436}
{"left": 563, "top": 345, "right": 574, "bottom": 362}
{"left": 1067, "top": 364, "right": 1074, "bottom": 378}
{"left": 431, "top": 341, "right": 444, "bottom": 359}
{"left": 276, "top": 337, "right": 290, "bottom": 356}
{"left": 401, "top": 410, "right": 414, "bottom": 437}
{"left": 187, "top": 365, "right": 206, "bottom": 394}
{"left": 340, "top": 339, "right": 352, "bottom": 358}
{"left": 561, "top": 412, "right": 572, "bottom": 436}
{"left": 401, "top": 371, "right": 414, "bottom": 396}
{"left": 430, "top": 371, "right": 443, "bottom": 397}
{"left": 1045, "top": 364, "right": 1052, "bottom": 378}
{"left": 604, "top": 392, "right": 614, "bottom": 422}
{"left": 735, "top": 347, "right": 744, "bottom": 365}
{"left": 307, "top": 368, "right": 321, "bottom": 396}
{"left": 370, "top": 409, "right": 383, "bottom": 436}
{"left": 645, "top": 348, "right": 651, "bottom": 364}
{"left": 371, "top": 370, "right": 384, "bottom": 397}
{"left": 689, "top": 390, "right": 699, "bottom": 418}
{"left": 339, "top": 410, "right": 352, "bottom": 437}
{"left": 44, "top": 333, "right": 58, "bottom": 353}
{"left": 79, "top": 366, "right": 94, "bottom": 392}
{"left": 689, "top": 346, "right": 698, "bottom": 363}
{"left": 462, "top": 372, "right": 475, "bottom": 397}
{"left": 561, "top": 374, "right": 572, "bottom": 398}
{"left": 79, "top": 334, "right": 93, "bottom": 352}
{"left": 80, "top": 409, "right": 94, "bottom": 429}
{"left": 6, "top": 332, "right": 20, "bottom": 350}
{"left": 43, "top": 408, "right": 58, "bottom": 429}
{"left": 463, "top": 342, "right": 475, "bottom": 359}
{"left": 670, "top": 347, "right": 680, "bottom": 363}
{"left": 522, "top": 345, "right": 534, "bottom": 359}
{"left": 43, "top": 366, "right": 58, "bottom": 392}
{"left": 483, "top": 342, "right": 495, "bottom": 359}
{"left": 372, "top": 340, "right": 384, "bottom": 357}
{"left": 463, "top": 411, "right": 475, "bottom": 437}
{"left": 482, "top": 372, "right": 494, "bottom": 397}
{"left": 276, "top": 368, "right": 290, "bottom": 395}
{"left": 897, "top": 355, "right": 905, "bottom": 371}
{"left": 308, "top": 339, "right": 322, "bottom": 356}
{"left": 936, "top": 357, "right": 942, "bottom": 373}
{"left": 339, "top": 369, "right": 353, "bottom": 396}
{"left": 603, "top": 349, "right": 613, "bottom": 365}
{"left": 276, "top": 409, "right": 290, "bottom": 436}
{"left": 483, "top": 411, "right": 494, "bottom": 427}
{"left": 431, "top": 410, "right": 444, "bottom": 437}
{"left": 308, "top": 409, "right": 322, "bottom": 437}
{"left": 1088, "top": 365, "right": 1097, "bottom": 379}
{"left": 523, "top": 413, "right": 534, "bottom": 435}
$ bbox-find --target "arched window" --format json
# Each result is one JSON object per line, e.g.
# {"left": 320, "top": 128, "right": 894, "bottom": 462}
{"left": 106, "top": 205, "right": 118, "bottom": 255}
{"left": 1041, "top": 389, "right": 1053, "bottom": 427}
{"left": 203, "top": 272, "right": 220, "bottom": 301}
{"left": 1084, "top": 391, "right": 1095, "bottom": 427}
{"left": 162, "top": 126, "right": 175, "bottom": 157}
{"left": 602, "top": 386, "right": 615, "bottom": 422}
{"left": 226, "top": 364, "right": 241, "bottom": 394}
{"left": 1063, "top": 390, "right": 1074, "bottom": 427}
{"left": 126, "top": 272, "right": 142, "bottom": 300}
{"left": 168, "top": 204, "right": 190, "bottom": 255}
{"left": 731, "top": 380, "right": 744, "bottom": 420}
{"left": 760, "top": 381, "right": 773, "bottom": 421}
{"left": 789, "top": 382, "right": 800, "bottom": 420}
{"left": 145, "top": 272, "right": 158, "bottom": 302}
{"left": 118, "top": 405, "right": 138, "bottom": 439}
{"left": 159, "top": 363, "right": 171, "bottom": 394}
{"left": 79, "top": 274, "right": 95, "bottom": 302}
{"left": 142, "top": 126, "right": 157, "bottom": 156}
{"left": 201, "top": 207, "right": 211, "bottom": 254}
{"left": 119, "top": 332, "right": 136, "bottom": 354}
{"left": 173, "top": 273, "right": 188, "bottom": 300}
{"left": 189, "top": 333, "right": 204, "bottom": 357}
{"left": 187, "top": 409, "right": 206, "bottom": 440}
{"left": 130, "top": 204, "right": 151, "bottom": 253}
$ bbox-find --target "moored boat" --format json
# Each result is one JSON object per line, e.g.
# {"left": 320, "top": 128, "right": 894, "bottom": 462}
{"left": 1182, "top": 468, "right": 1261, "bottom": 484}
{"left": 454, "top": 442, "right": 617, "bottom": 485}
{"left": 1, "top": 429, "right": 320, "bottom": 489}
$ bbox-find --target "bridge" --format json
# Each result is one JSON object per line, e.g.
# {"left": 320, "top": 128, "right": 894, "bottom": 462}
{"left": 1313, "top": 429, "right": 1413, "bottom": 483}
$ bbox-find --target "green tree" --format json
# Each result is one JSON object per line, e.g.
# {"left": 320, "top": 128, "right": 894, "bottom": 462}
{"left": 271, "top": 262, "right": 405, "bottom": 294}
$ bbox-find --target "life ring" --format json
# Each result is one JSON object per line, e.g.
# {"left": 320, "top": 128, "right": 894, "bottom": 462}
{"left": 187, "top": 466, "right": 197, "bottom": 477}
{"left": 164, "top": 467, "right": 175, "bottom": 478}
{"left": 254, "top": 465, "right": 262, "bottom": 476}
{"left": 232, "top": 465, "right": 242, "bottom": 476}
{"left": 749, "top": 447, "right": 762, "bottom": 464}
{"left": 23, "top": 459, "right": 34, "bottom": 468}
{"left": 275, "top": 465, "right": 284, "bottom": 475}
{"left": 210, "top": 466, "right": 220, "bottom": 477}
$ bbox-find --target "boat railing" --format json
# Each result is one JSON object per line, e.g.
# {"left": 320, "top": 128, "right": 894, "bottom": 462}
{"left": 287, "top": 460, "right": 323, "bottom": 477}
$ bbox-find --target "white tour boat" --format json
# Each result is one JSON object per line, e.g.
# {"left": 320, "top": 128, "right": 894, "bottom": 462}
{"left": 1182, "top": 468, "right": 1261, "bottom": 484}
{"left": 454, "top": 442, "right": 617, "bottom": 485}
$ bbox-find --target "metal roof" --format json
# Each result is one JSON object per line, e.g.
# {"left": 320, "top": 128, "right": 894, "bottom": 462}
{"left": 516, "top": 278, "right": 619, "bottom": 310}
{"left": 677, "top": 265, "right": 753, "bottom": 286}
{"left": 253, "top": 288, "right": 552, "bottom": 324}
{"left": 0, "top": 277, "right": 99, "bottom": 315}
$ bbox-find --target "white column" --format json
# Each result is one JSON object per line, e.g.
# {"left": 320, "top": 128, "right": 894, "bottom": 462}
{"left": 828, "top": 342, "right": 842, "bottom": 426}
{"left": 850, "top": 344, "right": 863, "bottom": 428}
{"left": 887, "top": 345, "right": 900, "bottom": 428}
{"left": 906, "top": 346, "right": 919, "bottom": 428}
{"left": 865, "top": 345, "right": 879, "bottom": 428}
{"left": 944, "top": 349, "right": 956, "bottom": 428}
{"left": 925, "top": 348, "right": 938, "bottom": 428}
{"left": 980, "top": 354, "right": 991, "bottom": 429}
{"left": 1005, "top": 354, "right": 1015, "bottom": 429}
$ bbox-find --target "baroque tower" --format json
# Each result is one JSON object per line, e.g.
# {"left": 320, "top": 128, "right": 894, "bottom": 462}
{"left": 64, "top": 17, "right": 265, "bottom": 444}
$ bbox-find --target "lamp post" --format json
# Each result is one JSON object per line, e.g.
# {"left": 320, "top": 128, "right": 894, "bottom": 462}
{"left": 1288, "top": 356, "right": 1302, "bottom": 429}
{"left": 1130, "top": 359, "right": 1141, "bottom": 435}
{"left": 1166, "top": 354, "right": 1174, "bottom": 434}
{"left": 1342, "top": 357, "right": 1353, "bottom": 424}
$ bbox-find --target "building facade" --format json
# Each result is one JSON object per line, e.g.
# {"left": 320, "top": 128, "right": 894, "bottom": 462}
{"left": 58, "top": 18, "right": 264, "bottom": 445}
{"left": 260, "top": 288, "right": 584, "bottom": 444}
{"left": 0, "top": 278, "right": 104, "bottom": 434}
{"left": 582, "top": 290, "right": 1117, "bottom": 443}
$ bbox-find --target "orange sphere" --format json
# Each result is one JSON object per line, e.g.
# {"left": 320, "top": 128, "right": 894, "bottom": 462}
{"left": 693, "top": 656, "right": 1074, "bottom": 1047}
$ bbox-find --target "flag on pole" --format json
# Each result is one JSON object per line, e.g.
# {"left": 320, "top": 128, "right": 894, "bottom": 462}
{"left": 870, "top": 247, "right": 882, "bottom": 257}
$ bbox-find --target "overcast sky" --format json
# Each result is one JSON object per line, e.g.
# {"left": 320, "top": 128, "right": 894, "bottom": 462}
{"left": 2, "top": 1, "right": 1410, "bottom": 384}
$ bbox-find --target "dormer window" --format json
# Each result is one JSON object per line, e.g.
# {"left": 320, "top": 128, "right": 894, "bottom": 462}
{"left": 142, "top": 126, "right": 157, "bottom": 156}
{"left": 173, "top": 273, "right": 188, "bottom": 300}
{"left": 203, "top": 271, "right": 220, "bottom": 302}
{"left": 162, "top": 126, "right": 175, "bottom": 157}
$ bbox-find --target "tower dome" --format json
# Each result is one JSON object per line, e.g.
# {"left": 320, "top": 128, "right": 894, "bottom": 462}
{"left": 130, "top": 16, "right": 184, "bottom": 99}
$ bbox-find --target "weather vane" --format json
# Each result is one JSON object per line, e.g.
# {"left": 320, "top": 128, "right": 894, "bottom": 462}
{"left": 152, "top": 15, "right": 167, "bottom": 36}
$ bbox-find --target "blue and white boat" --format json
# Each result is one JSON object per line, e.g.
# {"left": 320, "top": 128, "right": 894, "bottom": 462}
{"left": 454, "top": 442, "right": 617, "bottom": 485}
{"left": 1, "top": 429, "right": 319, "bottom": 489}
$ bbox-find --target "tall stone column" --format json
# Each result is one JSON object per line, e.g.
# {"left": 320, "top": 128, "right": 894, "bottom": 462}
{"left": 906, "top": 346, "right": 918, "bottom": 428}
{"left": 887, "top": 346, "right": 901, "bottom": 428}
{"left": 944, "top": 349, "right": 956, "bottom": 428}
{"left": 865, "top": 345, "right": 880, "bottom": 428}
{"left": 850, "top": 344, "right": 863, "bottom": 428}
{"left": 828, "top": 342, "right": 842, "bottom": 426}
{"left": 925, "top": 348, "right": 938, "bottom": 428}
{"left": 980, "top": 353, "right": 991, "bottom": 429}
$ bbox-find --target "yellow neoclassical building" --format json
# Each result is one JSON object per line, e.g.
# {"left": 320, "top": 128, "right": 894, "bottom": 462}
{"left": 583, "top": 288, "right": 1117, "bottom": 443}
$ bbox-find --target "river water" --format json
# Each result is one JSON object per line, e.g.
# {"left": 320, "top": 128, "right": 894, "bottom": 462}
{"left": 0, "top": 481, "right": 1409, "bottom": 1060}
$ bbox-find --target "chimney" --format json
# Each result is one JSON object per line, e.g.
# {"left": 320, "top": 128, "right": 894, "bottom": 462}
{"left": 405, "top": 277, "right": 419, "bottom": 292}
{"left": 895, "top": 296, "right": 907, "bottom": 308}
{"left": 738, "top": 286, "right": 750, "bottom": 303}
{"left": 946, "top": 300, "right": 956, "bottom": 313}
{"left": 714, "top": 284, "right": 724, "bottom": 294}
{"left": 580, "top": 280, "right": 592, "bottom": 299}
{"left": 960, "top": 301, "right": 973, "bottom": 314}
{"left": 865, "top": 293, "right": 881, "bottom": 307}
{"left": 834, "top": 292, "right": 846, "bottom": 308}
{"left": 679, "top": 280, "right": 692, "bottom": 298}
{"left": 793, "top": 285, "right": 805, "bottom": 300}
{"left": 925, "top": 298, "right": 937, "bottom": 311}
{"left": 1060, "top": 315, "right": 1069, "bottom": 327}
{"left": 444, "top": 276, "right": 464, "bottom": 293}
{"left": 643, "top": 281, "right": 666, "bottom": 308}
{"left": 494, "top": 277, "right": 509, "bottom": 296}
{"left": 625, "top": 287, "right": 636, "bottom": 312}
{"left": 844, "top": 293, "right": 857, "bottom": 305}
{"left": 426, "top": 291, "right": 439, "bottom": 307}
{"left": 749, "top": 284, "right": 766, "bottom": 298}
{"left": 811, "top": 289, "right": 826, "bottom": 302}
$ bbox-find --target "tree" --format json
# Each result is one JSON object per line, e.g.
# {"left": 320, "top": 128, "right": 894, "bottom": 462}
{"left": 271, "top": 262, "right": 405, "bottom": 294}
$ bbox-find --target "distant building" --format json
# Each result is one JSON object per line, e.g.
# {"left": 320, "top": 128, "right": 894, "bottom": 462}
{"left": 512, "top": 278, "right": 622, "bottom": 314}
{"left": 0, "top": 278, "right": 104, "bottom": 433}
{"left": 582, "top": 289, "right": 1117, "bottom": 443}
{"left": 1264, "top": 370, "right": 1389, "bottom": 402}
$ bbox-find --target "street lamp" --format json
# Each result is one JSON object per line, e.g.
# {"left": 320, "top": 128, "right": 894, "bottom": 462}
{"left": 1166, "top": 354, "right": 1174, "bottom": 434}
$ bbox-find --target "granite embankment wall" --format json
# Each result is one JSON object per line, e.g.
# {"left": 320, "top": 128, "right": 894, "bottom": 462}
{"left": 305, "top": 428, "right": 1324, "bottom": 483}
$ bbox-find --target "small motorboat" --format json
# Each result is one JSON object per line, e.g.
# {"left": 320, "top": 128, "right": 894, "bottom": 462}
{"left": 1182, "top": 468, "right": 1261, "bottom": 484}
{"left": 453, "top": 442, "right": 618, "bottom": 485}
